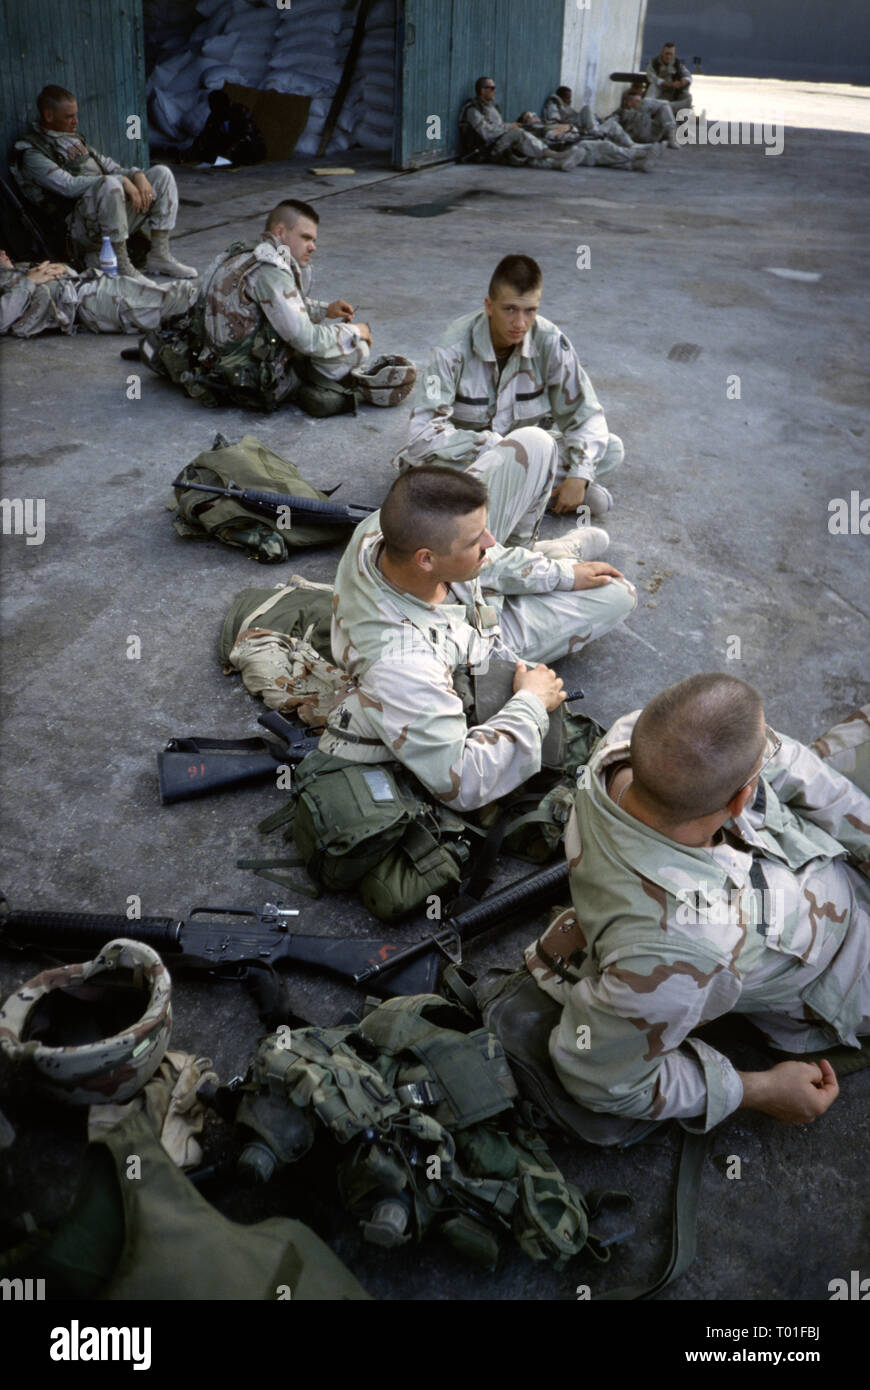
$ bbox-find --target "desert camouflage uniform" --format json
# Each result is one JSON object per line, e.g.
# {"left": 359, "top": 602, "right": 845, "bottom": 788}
{"left": 525, "top": 711, "right": 870, "bottom": 1133}
{"left": 541, "top": 94, "right": 635, "bottom": 150}
{"left": 615, "top": 97, "right": 676, "bottom": 144}
{"left": 645, "top": 55, "right": 694, "bottom": 114}
{"left": 462, "top": 99, "right": 637, "bottom": 170}
{"left": 811, "top": 706, "right": 870, "bottom": 792}
{"left": 197, "top": 233, "right": 369, "bottom": 404}
{"left": 321, "top": 428, "right": 637, "bottom": 811}
{"left": 13, "top": 124, "right": 180, "bottom": 261}
{"left": 0, "top": 263, "right": 197, "bottom": 337}
{"left": 396, "top": 308, "right": 622, "bottom": 493}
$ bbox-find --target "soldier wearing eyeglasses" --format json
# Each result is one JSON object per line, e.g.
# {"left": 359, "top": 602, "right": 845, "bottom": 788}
{"left": 523, "top": 674, "right": 870, "bottom": 1138}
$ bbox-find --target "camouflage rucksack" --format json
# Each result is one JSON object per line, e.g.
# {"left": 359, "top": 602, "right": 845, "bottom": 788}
{"left": 171, "top": 433, "right": 348, "bottom": 562}
{"left": 230, "top": 993, "right": 628, "bottom": 1270}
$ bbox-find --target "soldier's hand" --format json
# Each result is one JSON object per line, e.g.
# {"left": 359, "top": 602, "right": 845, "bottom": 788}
{"left": 326, "top": 298, "right": 354, "bottom": 320}
{"left": 122, "top": 176, "right": 145, "bottom": 213}
{"left": 549, "top": 478, "right": 588, "bottom": 514}
{"left": 132, "top": 173, "right": 155, "bottom": 210}
{"left": 513, "top": 661, "right": 565, "bottom": 712}
{"left": 356, "top": 322, "right": 373, "bottom": 346}
{"left": 738, "top": 1059, "right": 839, "bottom": 1123}
{"left": 27, "top": 262, "right": 64, "bottom": 284}
{"left": 571, "top": 561, "right": 624, "bottom": 590}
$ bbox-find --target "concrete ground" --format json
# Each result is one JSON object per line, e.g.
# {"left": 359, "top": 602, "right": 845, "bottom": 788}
{"left": 1, "top": 79, "right": 868, "bottom": 1315}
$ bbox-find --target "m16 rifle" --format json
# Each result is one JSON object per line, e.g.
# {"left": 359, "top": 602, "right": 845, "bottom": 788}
{"left": 172, "top": 477, "right": 373, "bottom": 528}
{"left": 0, "top": 859, "right": 570, "bottom": 999}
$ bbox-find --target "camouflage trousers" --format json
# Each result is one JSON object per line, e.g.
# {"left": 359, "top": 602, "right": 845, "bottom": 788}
{"left": 76, "top": 274, "right": 198, "bottom": 333}
{"left": 1, "top": 271, "right": 197, "bottom": 337}
{"left": 621, "top": 98, "right": 676, "bottom": 143}
{"left": 576, "top": 108, "right": 635, "bottom": 149}
{"left": 68, "top": 165, "right": 179, "bottom": 257}
{"left": 488, "top": 128, "right": 553, "bottom": 165}
{"left": 571, "top": 138, "right": 641, "bottom": 169}
{"left": 468, "top": 425, "right": 637, "bottom": 661}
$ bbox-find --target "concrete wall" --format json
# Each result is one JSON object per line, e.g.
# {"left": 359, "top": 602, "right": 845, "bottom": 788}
{"left": 643, "top": 0, "right": 870, "bottom": 86}
{"left": 561, "top": 0, "right": 649, "bottom": 119}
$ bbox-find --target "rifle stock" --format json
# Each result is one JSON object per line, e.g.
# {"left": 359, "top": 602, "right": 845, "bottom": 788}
{"left": 157, "top": 721, "right": 322, "bottom": 804}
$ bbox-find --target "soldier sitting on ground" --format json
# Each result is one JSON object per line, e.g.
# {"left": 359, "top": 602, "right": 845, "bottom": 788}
{"left": 645, "top": 41, "right": 694, "bottom": 115}
{"left": 0, "top": 248, "right": 198, "bottom": 337}
{"left": 175, "top": 198, "right": 374, "bottom": 415}
{"left": 541, "top": 86, "right": 636, "bottom": 150}
{"left": 460, "top": 76, "right": 656, "bottom": 172}
{"left": 510, "top": 675, "right": 870, "bottom": 1144}
{"left": 13, "top": 85, "right": 196, "bottom": 283}
{"left": 318, "top": 461, "right": 636, "bottom": 815}
{"left": 614, "top": 87, "right": 678, "bottom": 148}
{"left": 396, "top": 254, "right": 624, "bottom": 529}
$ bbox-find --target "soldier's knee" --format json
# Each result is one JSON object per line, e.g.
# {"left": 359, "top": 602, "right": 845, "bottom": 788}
{"left": 609, "top": 575, "right": 638, "bottom": 617}
{"left": 99, "top": 175, "right": 124, "bottom": 198}
{"left": 146, "top": 165, "right": 174, "bottom": 191}
{"left": 599, "top": 434, "right": 624, "bottom": 475}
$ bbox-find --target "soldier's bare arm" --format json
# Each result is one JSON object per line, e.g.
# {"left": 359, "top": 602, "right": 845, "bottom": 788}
{"left": 738, "top": 1060, "right": 839, "bottom": 1123}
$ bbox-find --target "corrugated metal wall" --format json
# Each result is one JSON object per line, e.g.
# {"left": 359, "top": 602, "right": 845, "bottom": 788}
{"left": 397, "top": 0, "right": 566, "bottom": 168}
{"left": 0, "top": 0, "right": 149, "bottom": 179}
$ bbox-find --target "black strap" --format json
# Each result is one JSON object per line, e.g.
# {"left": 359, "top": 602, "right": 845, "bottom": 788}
{"left": 597, "top": 1128, "right": 709, "bottom": 1300}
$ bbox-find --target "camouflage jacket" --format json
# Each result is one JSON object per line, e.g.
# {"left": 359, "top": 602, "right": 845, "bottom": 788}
{"left": 542, "top": 94, "right": 583, "bottom": 125}
{"left": 462, "top": 98, "right": 508, "bottom": 148}
{"left": 525, "top": 711, "right": 870, "bottom": 1131}
{"left": 395, "top": 310, "right": 610, "bottom": 481}
{"left": 320, "top": 511, "right": 577, "bottom": 811}
{"left": 645, "top": 56, "right": 692, "bottom": 101}
{"left": 199, "top": 234, "right": 367, "bottom": 369}
{"left": 0, "top": 264, "right": 78, "bottom": 335}
{"left": 14, "top": 123, "right": 140, "bottom": 208}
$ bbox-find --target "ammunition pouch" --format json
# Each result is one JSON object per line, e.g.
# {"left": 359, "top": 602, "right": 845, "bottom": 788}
{"left": 234, "top": 995, "right": 601, "bottom": 1268}
{"left": 292, "top": 750, "right": 476, "bottom": 919}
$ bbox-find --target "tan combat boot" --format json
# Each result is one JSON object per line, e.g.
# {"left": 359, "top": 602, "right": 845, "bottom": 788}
{"left": 112, "top": 241, "right": 160, "bottom": 287}
{"left": 146, "top": 229, "right": 198, "bottom": 279}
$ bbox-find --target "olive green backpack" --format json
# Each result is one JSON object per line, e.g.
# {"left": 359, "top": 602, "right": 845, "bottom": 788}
{"left": 171, "top": 433, "right": 348, "bottom": 562}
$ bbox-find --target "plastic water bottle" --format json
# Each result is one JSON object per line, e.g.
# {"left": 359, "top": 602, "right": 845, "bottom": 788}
{"left": 98, "top": 236, "right": 118, "bottom": 277}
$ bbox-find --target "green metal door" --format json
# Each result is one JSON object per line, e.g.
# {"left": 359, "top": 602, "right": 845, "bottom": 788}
{"left": 396, "top": 0, "right": 566, "bottom": 168}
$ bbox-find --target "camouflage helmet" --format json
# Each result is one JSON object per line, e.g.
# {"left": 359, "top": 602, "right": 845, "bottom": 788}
{"left": 350, "top": 355, "right": 417, "bottom": 407}
{"left": 0, "top": 939, "right": 172, "bottom": 1106}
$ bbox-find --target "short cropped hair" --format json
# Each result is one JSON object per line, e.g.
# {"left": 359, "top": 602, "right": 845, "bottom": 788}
{"left": 37, "top": 85, "right": 75, "bottom": 116}
{"left": 488, "top": 253, "right": 543, "bottom": 300}
{"left": 475, "top": 75, "right": 494, "bottom": 96}
{"left": 265, "top": 199, "right": 319, "bottom": 233}
{"left": 630, "top": 673, "right": 765, "bottom": 822}
{"left": 662, "top": 41, "right": 676, "bottom": 50}
{"left": 379, "top": 466, "right": 488, "bottom": 562}
{"left": 556, "top": 86, "right": 572, "bottom": 101}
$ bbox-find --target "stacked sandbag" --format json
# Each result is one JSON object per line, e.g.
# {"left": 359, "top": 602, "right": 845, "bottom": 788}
{"left": 144, "top": 0, "right": 396, "bottom": 156}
